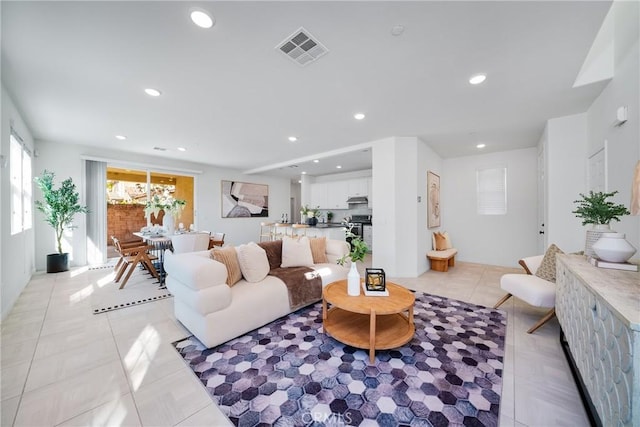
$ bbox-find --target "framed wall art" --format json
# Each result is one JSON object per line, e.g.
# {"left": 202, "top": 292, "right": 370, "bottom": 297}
{"left": 221, "top": 180, "right": 269, "bottom": 218}
{"left": 427, "top": 171, "right": 440, "bottom": 228}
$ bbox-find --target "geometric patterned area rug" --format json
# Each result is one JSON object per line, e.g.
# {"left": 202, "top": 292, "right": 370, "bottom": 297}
{"left": 173, "top": 292, "right": 506, "bottom": 426}
{"left": 90, "top": 267, "right": 172, "bottom": 314}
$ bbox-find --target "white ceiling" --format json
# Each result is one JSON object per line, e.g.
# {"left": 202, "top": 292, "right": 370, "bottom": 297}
{"left": 2, "top": 1, "right": 612, "bottom": 182}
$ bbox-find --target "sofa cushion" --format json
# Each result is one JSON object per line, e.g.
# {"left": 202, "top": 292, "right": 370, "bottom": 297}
{"left": 281, "top": 236, "right": 314, "bottom": 268}
{"left": 257, "top": 240, "right": 283, "bottom": 270}
{"left": 210, "top": 246, "right": 242, "bottom": 286}
{"left": 236, "top": 242, "right": 270, "bottom": 282}
{"left": 309, "top": 237, "right": 328, "bottom": 264}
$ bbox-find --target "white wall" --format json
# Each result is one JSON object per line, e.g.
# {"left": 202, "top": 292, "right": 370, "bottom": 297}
{"left": 586, "top": 0, "right": 639, "bottom": 252}
{"left": 33, "top": 140, "right": 291, "bottom": 271}
{"left": 545, "top": 113, "right": 589, "bottom": 254}
{"left": 418, "top": 140, "right": 443, "bottom": 271}
{"left": 443, "top": 148, "right": 538, "bottom": 267}
{"left": 1, "top": 87, "right": 36, "bottom": 320}
{"left": 372, "top": 137, "right": 441, "bottom": 276}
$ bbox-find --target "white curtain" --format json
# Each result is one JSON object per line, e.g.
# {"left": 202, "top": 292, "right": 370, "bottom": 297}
{"left": 85, "top": 160, "right": 107, "bottom": 265}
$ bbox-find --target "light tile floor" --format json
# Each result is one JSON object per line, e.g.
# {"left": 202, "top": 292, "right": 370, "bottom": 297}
{"left": 1, "top": 259, "right": 590, "bottom": 426}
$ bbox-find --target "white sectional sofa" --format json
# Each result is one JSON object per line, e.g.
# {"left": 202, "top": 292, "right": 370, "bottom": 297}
{"left": 164, "top": 238, "right": 350, "bottom": 348}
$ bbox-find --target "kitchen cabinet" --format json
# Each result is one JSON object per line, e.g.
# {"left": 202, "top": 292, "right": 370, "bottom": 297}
{"left": 367, "top": 178, "right": 373, "bottom": 208}
{"left": 347, "top": 178, "right": 368, "bottom": 196}
{"left": 326, "top": 181, "right": 348, "bottom": 209}
{"left": 310, "top": 183, "right": 327, "bottom": 209}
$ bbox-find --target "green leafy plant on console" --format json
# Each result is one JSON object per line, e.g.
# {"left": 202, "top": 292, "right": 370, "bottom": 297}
{"left": 572, "top": 191, "right": 630, "bottom": 226}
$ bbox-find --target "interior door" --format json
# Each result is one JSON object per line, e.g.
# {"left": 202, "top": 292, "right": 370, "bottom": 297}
{"left": 537, "top": 147, "right": 546, "bottom": 253}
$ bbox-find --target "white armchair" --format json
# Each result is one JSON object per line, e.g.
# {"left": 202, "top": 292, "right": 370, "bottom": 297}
{"left": 494, "top": 254, "right": 556, "bottom": 334}
{"left": 170, "top": 233, "right": 211, "bottom": 254}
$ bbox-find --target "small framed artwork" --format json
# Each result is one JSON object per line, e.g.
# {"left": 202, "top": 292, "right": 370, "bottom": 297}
{"left": 427, "top": 171, "right": 440, "bottom": 228}
{"left": 221, "top": 180, "right": 269, "bottom": 218}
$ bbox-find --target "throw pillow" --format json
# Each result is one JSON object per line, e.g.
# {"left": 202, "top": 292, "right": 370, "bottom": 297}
{"left": 535, "top": 244, "right": 564, "bottom": 283}
{"left": 236, "top": 242, "right": 270, "bottom": 283}
{"left": 309, "top": 237, "right": 329, "bottom": 264}
{"left": 441, "top": 231, "right": 453, "bottom": 249}
{"left": 281, "top": 236, "right": 315, "bottom": 268}
{"left": 434, "top": 232, "right": 448, "bottom": 251}
{"left": 210, "top": 246, "right": 242, "bottom": 286}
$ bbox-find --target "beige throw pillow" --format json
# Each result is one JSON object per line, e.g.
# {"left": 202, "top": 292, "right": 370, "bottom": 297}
{"left": 281, "top": 236, "right": 315, "bottom": 268}
{"left": 236, "top": 242, "right": 270, "bottom": 283}
{"left": 535, "top": 244, "right": 564, "bottom": 283}
{"left": 309, "top": 237, "right": 328, "bottom": 264}
{"left": 441, "top": 231, "right": 453, "bottom": 249}
{"left": 210, "top": 246, "right": 242, "bottom": 287}
{"left": 434, "top": 232, "right": 448, "bottom": 251}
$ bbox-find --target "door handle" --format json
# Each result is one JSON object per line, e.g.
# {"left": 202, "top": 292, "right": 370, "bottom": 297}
{"left": 539, "top": 231, "right": 545, "bottom": 234}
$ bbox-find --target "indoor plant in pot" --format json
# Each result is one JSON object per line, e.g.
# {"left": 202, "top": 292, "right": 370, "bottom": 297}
{"left": 572, "top": 190, "right": 630, "bottom": 257}
{"left": 337, "top": 222, "right": 369, "bottom": 296}
{"left": 34, "top": 170, "right": 88, "bottom": 273}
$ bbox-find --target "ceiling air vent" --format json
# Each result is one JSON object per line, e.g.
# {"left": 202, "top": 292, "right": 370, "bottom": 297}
{"left": 276, "top": 27, "right": 328, "bottom": 67}
{"left": 153, "top": 147, "right": 167, "bottom": 151}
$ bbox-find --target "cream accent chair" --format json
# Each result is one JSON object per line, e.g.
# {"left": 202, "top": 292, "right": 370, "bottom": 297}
{"left": 170, "top": 233, "right": 211, "bottom": 254}
{"left": 493, "top": 255, "right": 556, "bottom": 334}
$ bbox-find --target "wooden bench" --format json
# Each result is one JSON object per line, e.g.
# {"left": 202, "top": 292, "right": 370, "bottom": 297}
{"left": 427, "top": 248, "right": 458, "bottom": 272}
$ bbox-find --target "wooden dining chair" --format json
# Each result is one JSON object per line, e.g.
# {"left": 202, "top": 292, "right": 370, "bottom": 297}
{"left": 209, "top": 232, "right": 225, "bottom": 249}
{"left": 112, "top": 237, "right": 159, "bottom": 289}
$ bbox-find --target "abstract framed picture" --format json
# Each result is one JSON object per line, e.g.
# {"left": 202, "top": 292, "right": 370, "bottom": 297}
{"left": 221, "top": 180, "right": 269, "bottom": 218}
{"left": 427, "top": 171, "right": 440, "bottom": 228}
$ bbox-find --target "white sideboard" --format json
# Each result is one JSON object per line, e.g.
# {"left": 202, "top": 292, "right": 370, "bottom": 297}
{"left": 555, "top": 255, "right": 639, "bottom": 426}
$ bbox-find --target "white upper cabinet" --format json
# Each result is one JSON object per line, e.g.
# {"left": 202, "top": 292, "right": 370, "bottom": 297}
{"left": 327, "top": 181, "right": 349, "bottom": 209}
{"left": 347, "top": 178, "right": 368, "bottom": 196}
{"left": 310, "top": 183, "right": 327, "bottom": 209}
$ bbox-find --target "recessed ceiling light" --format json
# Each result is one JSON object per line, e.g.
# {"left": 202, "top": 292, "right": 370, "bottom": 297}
{"left": 190, "top": 8, "right": 214, "bottom": 29}
{"left": 354, "top": 113, "right": 366, "bottom": 120}
{"left": 144, "top": 88, "right": 162, "bottom": 97}
{"left": 476, "top": 143, "right": 486, "bottom": 149}
{"left": 313, "top": 159, "right": 319, "bottom": 163}
{"left": 115, "top": 135, "right": 127, "bottom": 140}
{"left": 336, "top": 165, "right": 343, "bottom": 169}
{"left": 301, "top": 171, "right": 307, "bottom": 175}
{"left": 391, "top": 25, "right": 405, "bottom": 36}
{"left": 469, "top": 74, "right": 487, "bottom": 85}
{"left": 288, "top": 136, "right": 298, "bottom": 142}
{"left": 298, "top": 180, "right": 302, "bottom": 184}
{"left": 177, "top": 147, "right": 187, "bottom": 152}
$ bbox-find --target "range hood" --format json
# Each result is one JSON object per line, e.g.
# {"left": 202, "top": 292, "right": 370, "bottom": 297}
{"left": 346, "top": 196, "right": 368, "bottom": 204}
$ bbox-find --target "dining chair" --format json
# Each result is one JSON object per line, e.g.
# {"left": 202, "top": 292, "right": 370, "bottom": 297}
{"left": 209, "top": 232, "right": 225, "bottom": 249}
{"left": 170, "top": 232, "right": 211, "bottom": 254}
{"left": 112, "top": 237, "right": 159, "bottom": 289}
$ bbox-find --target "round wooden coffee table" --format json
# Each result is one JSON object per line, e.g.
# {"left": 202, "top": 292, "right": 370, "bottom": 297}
{"left": 322, "top": 280, "right": 415, "bottom": 363}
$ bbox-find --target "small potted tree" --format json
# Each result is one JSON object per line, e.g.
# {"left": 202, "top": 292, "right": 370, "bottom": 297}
{"left": 572, "top": 190, "right": 630, "bottom": 257}
{"left": 34, "top": 170, "right": 88, "bottom": 272}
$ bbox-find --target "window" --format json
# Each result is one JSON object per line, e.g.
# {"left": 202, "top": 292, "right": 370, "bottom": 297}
{"left": 477, "top": 167, "right": 507, "bottom": 215}
{"left": 10, "top": 133, "right": 32, "bottom": 235}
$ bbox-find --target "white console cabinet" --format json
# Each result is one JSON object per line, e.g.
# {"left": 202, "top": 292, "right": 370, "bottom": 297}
{"left": 555, "top": 255, "right": 639, "bottom": 426}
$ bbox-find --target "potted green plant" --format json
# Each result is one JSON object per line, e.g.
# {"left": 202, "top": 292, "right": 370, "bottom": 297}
{"left": 34, "top": 170, "right": 88, "bottom": 273}
{"left": 572, "top": 190, "right": 630, "bottom": 257}
{"left": 337, "top": 222, "right": 369, "bottom": 296}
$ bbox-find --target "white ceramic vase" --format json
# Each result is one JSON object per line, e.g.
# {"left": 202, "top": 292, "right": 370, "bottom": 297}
{"left": 585, "top": 224, "right": 611, "bottom": 258}
{"left": 163, "top": 214, "right": 175, "bottom": 235}
{"left": 592, "top": 233, "right": 637, "bottom": 263}
{"left": 347, "top": 262, "right": 360, "bottom": 296}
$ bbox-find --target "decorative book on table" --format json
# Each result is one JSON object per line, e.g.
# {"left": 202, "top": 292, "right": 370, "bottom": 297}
{"left": 588, "top": 256, "right": 638, "bottom": 272}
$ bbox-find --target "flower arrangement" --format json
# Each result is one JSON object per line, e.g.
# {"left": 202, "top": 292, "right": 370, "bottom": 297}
{"left": 572, "top": 191, "right": 630, "bottom": 226}
{"left": 300, "top": 204, "right": 320, "bottom": 218}
{"left": 337, "top": 221, "right": 369, "bottom": 265}
{"left": 144, "top": 193, "right": 186, "bottom": 220}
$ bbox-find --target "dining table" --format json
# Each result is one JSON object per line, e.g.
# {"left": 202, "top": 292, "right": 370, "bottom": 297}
{"left": 132, "top": 232, "right": 173, "bottom": 286}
